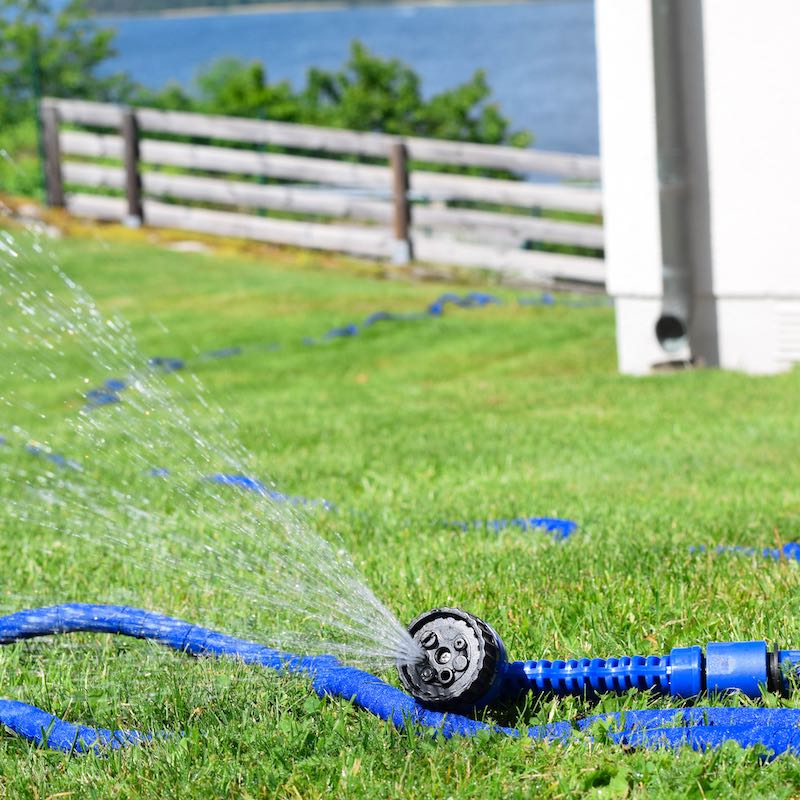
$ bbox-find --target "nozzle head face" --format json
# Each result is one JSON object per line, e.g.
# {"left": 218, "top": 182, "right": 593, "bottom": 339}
{"left": 397, "top": 608, "right": 506, "bottom": 711}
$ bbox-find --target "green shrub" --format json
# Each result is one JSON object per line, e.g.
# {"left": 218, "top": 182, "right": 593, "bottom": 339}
{"left": 139, "top": 42, "right": 531, "bottom": 147}
{"left": 0, "top": 119, "right": 42, "bottom": 199}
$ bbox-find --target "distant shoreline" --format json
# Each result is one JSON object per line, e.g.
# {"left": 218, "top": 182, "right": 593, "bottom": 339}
{"left": 94, "top": 0, "right": 540, "bottom": 21}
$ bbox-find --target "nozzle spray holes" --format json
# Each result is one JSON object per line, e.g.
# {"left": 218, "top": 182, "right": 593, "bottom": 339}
{"left": 397, "top": 608, "right": 506, "bottom": 711}
{"left": 421, "top": 631, "right": 438, "bottom": 649}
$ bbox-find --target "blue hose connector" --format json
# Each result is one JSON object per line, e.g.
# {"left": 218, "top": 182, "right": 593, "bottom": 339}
{"left": 668, "top": 646, "right": 704, "bottom": 697}
{"left": 516, "top": 640, "right": 800, "bottom": 702}
{"left": 705, "top": 641, "right": 767, "bottom": 697}
{"left": 399, "top": 610, "right": 800, "bottom": 709}
{"left": 779, "top": 651, "right": 800, "bottom": 693}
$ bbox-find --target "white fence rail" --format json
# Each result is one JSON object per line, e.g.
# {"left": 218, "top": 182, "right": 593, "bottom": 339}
{"left": 42, "top": 97, "right": 605, "bottom": 286}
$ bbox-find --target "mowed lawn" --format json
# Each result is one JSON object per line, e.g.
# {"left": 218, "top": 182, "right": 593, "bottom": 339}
{"left": 2, "top": 227, "right": 800, "bottom": 799}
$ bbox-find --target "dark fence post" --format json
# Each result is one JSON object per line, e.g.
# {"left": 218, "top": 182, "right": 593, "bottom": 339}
{"left": 40, "top": 102, "right": 64, "bottom": 208}
{"left": 121, "top": 107, "right": 143, "bottom": 226}
{"left": 389, "top": 142, "right": 412, "bottom": 264}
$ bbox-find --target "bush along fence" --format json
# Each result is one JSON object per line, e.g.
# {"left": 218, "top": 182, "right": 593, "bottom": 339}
{"left": 39, "top": 98, "right": 605, "bottom": 288}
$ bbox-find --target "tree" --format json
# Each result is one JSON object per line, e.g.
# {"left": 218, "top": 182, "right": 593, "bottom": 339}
{"left": 0, "top": 0, "right": 133, "bottom": 126}
{"left": 192, "top": 58, "right": 303, "bottom": 122}
{"left": 300, "top": 42, "right": 531, "bottom": 146}
{"left": 144, "top": 42, "right": 532, "bottom": 147}
{"left": 1, "top": 2, "right": 530, "bottom": 148}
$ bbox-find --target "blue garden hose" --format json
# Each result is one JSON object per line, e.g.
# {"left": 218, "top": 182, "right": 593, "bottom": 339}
{"left": 4, "top": 438, "right": 579, "bottom": 540}
{"left": 4, "top": 604, "right": 800, "bottom": 759}
{"left": 398, "top": 609, "right": 800, "bottom": 712}
{"left": 82, "top": 291, "right": 503, "bottom": 407}
{"left": 81, "top": 290, "right": 597, "bottom": 408}
{"left": 4, "top": 285, "right": 796, "bottom": 756}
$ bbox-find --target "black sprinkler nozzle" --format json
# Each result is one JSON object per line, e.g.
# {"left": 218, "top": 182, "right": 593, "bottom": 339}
{"left": 399, "top": 608, "right": 800, "bottom": 712}
{"left": 397, "top": 607, "right": 508, "bottom": 711}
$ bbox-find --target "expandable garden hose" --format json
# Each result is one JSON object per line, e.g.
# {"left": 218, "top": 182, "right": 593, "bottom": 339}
{"left": 81, "top": 290, "right": 602, "bottom": 408}
{"left": 3, "top": 288, "right": 795, "bottom": 757}
{"left": 82, "top": 291, "right": 504, "bottom": 408}
{"left": 398, "top": 609, "right": 800, "bottom": 711}
{"left": 4, "top": 604, "right": 800, "bottom": 759}
{"left": 3, "top": 438, "right": 579, "bottom": 539}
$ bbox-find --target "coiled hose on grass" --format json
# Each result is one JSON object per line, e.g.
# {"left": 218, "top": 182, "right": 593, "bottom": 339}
{"left": 3, "top": 604, "right": 800, "bottom": 758}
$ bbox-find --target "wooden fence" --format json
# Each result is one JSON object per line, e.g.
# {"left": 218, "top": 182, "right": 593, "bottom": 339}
{"left": 40, "top": 97, "right": 605, "bottom": 286}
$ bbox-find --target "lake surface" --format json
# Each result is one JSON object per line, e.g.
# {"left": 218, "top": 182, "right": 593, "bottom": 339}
{"left": 101, "top": 0, "right": 599, "bottom": 155}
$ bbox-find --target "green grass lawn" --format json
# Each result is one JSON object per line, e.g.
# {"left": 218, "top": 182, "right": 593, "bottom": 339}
{"left": 2, "top": 226, "right": 800, "bottom": 798}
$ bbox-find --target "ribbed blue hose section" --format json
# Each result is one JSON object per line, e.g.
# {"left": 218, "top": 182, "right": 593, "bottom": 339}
{"left": 3, "top": 605, "right": 800, "bottom": 759}
{"left": 0, "top": 700, "right": 149, "bottom": 754}
{"left": 520, "top": 655, "right": 671, "bottom": 695}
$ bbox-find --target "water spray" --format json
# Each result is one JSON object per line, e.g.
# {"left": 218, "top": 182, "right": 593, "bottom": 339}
{"left": 398, "top": 608, "right": 800, "bottom": 711}
{"left": 3, "top": 232, "right": 799, "bottom": 758}
{"left": 6, "top": 603, "right": 800, "bottom": 759}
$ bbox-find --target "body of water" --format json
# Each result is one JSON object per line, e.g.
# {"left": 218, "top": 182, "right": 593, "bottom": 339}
{"left": 101, "top": 0, "right": 598, "bottom": 155}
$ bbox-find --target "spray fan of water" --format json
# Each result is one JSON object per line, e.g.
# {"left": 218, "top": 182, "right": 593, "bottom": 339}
{"left": 0, "top": 216, "right": 422, "bottom": 672}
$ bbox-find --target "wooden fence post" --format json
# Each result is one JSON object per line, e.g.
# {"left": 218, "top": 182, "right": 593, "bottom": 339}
{"left": 389, "top": 142, "right": 412, "bottom": 264}
{"left": 121, "top": 107, "right": 143, "bottom": 226}
{"left": 48, "top": 97, "right": 605, "bottom": 284}
{"left": 40, "top": 103, "right": 64, "bottom": 208}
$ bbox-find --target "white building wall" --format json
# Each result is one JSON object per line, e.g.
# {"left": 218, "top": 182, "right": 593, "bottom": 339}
{"left": 596, "top": 0, "right": 800, "bottom": 374}
{"left": 701, "top": 0, "right": 800, "bottom": 299}
{"left": 701, "top": 1, "right": 800, "bottom": 372}
{"left": 595, "top": 0, "right": 662, "bottom": 300}
{"left": 595, "top": 0, "right": 680, "bottom": 374}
